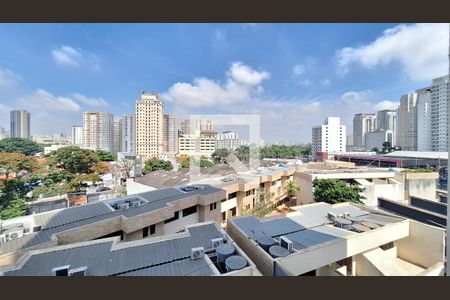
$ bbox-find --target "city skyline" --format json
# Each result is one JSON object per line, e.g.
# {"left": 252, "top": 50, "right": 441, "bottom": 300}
{"left": 0, "top": 23, "right": 448, "bottom": 143}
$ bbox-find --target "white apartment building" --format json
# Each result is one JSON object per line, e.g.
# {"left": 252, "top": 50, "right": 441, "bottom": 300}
{"left": 216, "top": 131, "right": 241, "bottom": 151}
{"left": 82, "top": 111, "right": 114, "bottom": 152}
{"left": 417, "top": 88, "right": 432, "bottom": 152}
{"left": 376, "top": 109, "right": 397, "bottom": 146}
{"left": 135, "top": 92, "right": 163, "bottom": 161}
{"left": 312, "top": 117, "right": 346, "bottom": 154}
{"left": 71, "top": 126, "right": 83, "bottom": 146}
{"left": 163, "top": 114, "right": 180, "bottom": 156}
{"left": 121, "top": 114, "right": 136, "bottom": 154}
{"left": 352, "top": 113, "right": 376, "bottom": 148}
{"left": 10, "top": 109, "right": 30, "bottom": 139}
{"left": 430, "top": 75, "right": 449, "bottom": 152}
{"left": 397, "top": 92, "right": 418, "bottom": 151}
{"left": 113, "top": 119, "right": 122, "bottom": 154}
{"left": 0, "top": 127, "right": 7, "bottom": 140}
{"left": 365, "top": 130, "right": 394, "bottom": 151}
{"left": 179, "top": 130, "right": 216, "bottom": 157}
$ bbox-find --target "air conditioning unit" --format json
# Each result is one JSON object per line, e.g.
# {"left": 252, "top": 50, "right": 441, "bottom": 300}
{"left": 280, "top": 236, "right": 293, "bottom": 252}
{"left": 327, "top": 212, "right": 337, "bottom": 220}
{"left": 7, "top": 229, "right": 24, "bottom": 241}
{"left": 191, "top": 247, "right": 205, "bottom": 260}
{"left": 343, "top": 212, "right": 350, "bottom": 218}
{"left": 69, "top": 266, "right": 88, "bottom": 276}
{"left": 211, "top": 238, "right": 224, "bottom": 249}
{"left": 118, "top": 203, "right": 129, "bottom": 210}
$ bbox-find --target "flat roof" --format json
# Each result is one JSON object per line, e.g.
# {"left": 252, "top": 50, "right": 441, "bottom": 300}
{"left": 384, "top": 151, "right": 448, "bottom": 160}
{"left": 3, "top": 223, "right": 241, "bottom": 276}
{"left": 0, "top": 185, "right": 223, "bottom": 256}
{"left": 230, "top": 202, "right": 404, "bottom": 254}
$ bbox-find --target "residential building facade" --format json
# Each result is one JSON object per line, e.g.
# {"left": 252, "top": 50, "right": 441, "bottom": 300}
{"left": 10, "top": 109, "right": 30, "bottom": 139}
{"left": 312, "top": 117, "right": 346, "bottom": 154}
{"left": 430, "top": 75, "right": 449, "bottom": 152}
{"left": 136, "top": 92, "right": 163, "bottom": 161}
{"left": 113, "top": 119, "right": 122, "bottom": 154}
{"left": 178, "top": 130, "right": 216, "bottom": 157}
{"left": 121, "top": 114, "right": 136, "bottom": 154}
{"left": 376, "top": 109, "right": 397, "bottom": 146}
{"left": 397, "top": 92, "right": 418, "bottom": 151}
{"left": 163, "top": 114, "right": 180, "bottom": 156}
{"left": 216, "top": 131, "right": 241, "bottom": 151}
{"left": 71, "top": 125, "right": 83, "bottom": 146}
{"left": 352, "top": 113, "right": 376, "bottom": 148}
{"left": 82, "top": 111, "right": 114, "bottom": 152}
{"left": 417, "top": 88, "right": 433, "bottom": 152}
{"left": 365, "top": 129, "right": 394, "bottom": 151}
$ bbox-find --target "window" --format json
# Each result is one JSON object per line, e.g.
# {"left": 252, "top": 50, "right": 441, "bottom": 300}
{"left": 228, "top": 192, "right": 237, "bottom": 199}
{"left": 245, "top": 189, "right": 254, "bottom": 197}
{"left": 210, "top": 202, "right": 217, "bottom": 210}
{"left": 149, "top": 224, "right": 155, "bottom": 235}
{"left": 143, "top": 226, "right": 149, "bottom": 238}
{"left": 245, "top": 204, "right": 251, "bottom": 210}
{"left": 221, "top": 212, "right": 226, "bottom": 221}
{"left": 164, "top": 211, "right": 180, "bottom": 224}
{"left": 182, "top": 205, "right": 198, "bottom": 217}
{"left": 231, "top": 207, "right": 237, "bottom": 217}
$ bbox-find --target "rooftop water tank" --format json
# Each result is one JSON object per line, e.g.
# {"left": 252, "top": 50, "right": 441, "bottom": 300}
{"left": 216, "top": 244, "right": 235, "bottom": 263}
{"left": 225, "top": 255, "right": 247, "bottom": 272}
{"left": 268, "top": 245, "right": 290, "bottom": 258}
{"left": 351, "top": 224, "right": 371, "bottom": 233}
{"left": 257, "top": 236, "right": 276, "bottom": 252}
{"left": 334, "top": 218, "right": 352, "bottom": 229}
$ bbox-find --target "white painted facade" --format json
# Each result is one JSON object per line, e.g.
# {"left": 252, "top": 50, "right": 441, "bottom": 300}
{"left": 82, "top": 111, "right": 114, "bottom": 152}
{"left": 71, "top": 126, "right": 83, "bottom": 146}
{"left": 312, "top": 117, "right": 346, "bottom": 154}
{"left": 417, "top": 88, "right": 432, "bottom": 152}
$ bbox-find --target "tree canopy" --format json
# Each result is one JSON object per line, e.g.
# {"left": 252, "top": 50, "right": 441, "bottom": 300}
{"left": 142, "top": 159, "right": 173, "bottom": 174}
{"left": 0, "top": 153, "right": 42, "bottom": 177}
{"left": 95, "top": 150, "right": 115, "bottom": 162}
{"left": 47, "top": 146, "right": 99, "bottom": 174}
{"left": 313, "top": 179, "right": 364, "bottom": 204}
{"left": 0, "top": 138, "right": 43, "bottom": 156}
{"left": 284, "top": 180, "right": 300, "bottom": 198}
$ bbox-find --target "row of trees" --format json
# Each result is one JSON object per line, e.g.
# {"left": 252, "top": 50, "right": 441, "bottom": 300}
{"left": 371, "top": 141, "right": 401, "bottom": 154}
{"left": 212, "top": 144, "right": 312, "bottom": 164}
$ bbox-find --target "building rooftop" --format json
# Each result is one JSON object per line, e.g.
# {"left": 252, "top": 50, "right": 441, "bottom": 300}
{"left": 2, "top": 222, "right": 258, "bottom": 276}
{"left": 230, "top": 202, "right": 404, "bottom": 253}
{"left": 384, "top": 151, "right": 448, "bottom": 160}
{"left": 0, "top": 185, "right": 224, "bottom": 256}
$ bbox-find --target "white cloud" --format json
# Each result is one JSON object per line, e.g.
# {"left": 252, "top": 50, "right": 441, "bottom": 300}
{"left": 71, "top": 93, "right": 109, "bottom": 107}
{"left": 162, "top": 61, "right": 270, "bottom": 108}
{"left": 0, "top": 68, "right": 21, "bottom": 87}
{"left": 340, "top": 90, "right": 373, "bottom": 105}
{"left": 374, "top": 100, "right": 399, "bottom": 111}
{"left": 52, "top": 45, "right": 101, "bottom": 70}
{"left": 18, "top": 89, "right": 81, "bottom": 113}
{"left": 292, "top": 64, "right": 306, "bottom": 76}
{"left": 336, "top": 23, "right": 448, "bottom": 81}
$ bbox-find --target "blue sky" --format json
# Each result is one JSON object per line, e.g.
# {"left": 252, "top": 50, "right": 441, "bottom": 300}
{"left": 0, "top": 23, "right": 448, "bottom": 143}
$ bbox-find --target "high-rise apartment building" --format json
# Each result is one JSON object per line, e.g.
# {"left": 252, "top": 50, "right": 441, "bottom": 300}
{"left": 352, "top": 113, "right": 376, "bottom": 148}
{"left": 179, "top": 118, "right": 214, "bottom": 135}
{"left": 216, "top": 131, "right": 241, "bottom": 151}
{"left": 135, "top": 92, "right": 163, "bottom": 161}
{"left": 10, "top": 109, "right": 30, "bottom": 139}
{"left": 82, "top": 111, "right": 114, "bottom": 152}
{"left": 121, "top": 114, "right": 136, "bottom": 154}
{"left": 163, "top": 115, "right": 180, "bottom": 156}
{"left": 311, "top": 117, "right": 346, "bottom": 154}
{"left": 365, "top": 130, "right": 394, "bottom": 151}
{"left": 113, "top": 119, "right": 123, "bottom": 155}
{"left": 430, "top": 75, "right": 449, "bottom": 152}
{"left": 178, "top": 130, "right": 216, "bottom": 157}
{"left": 397, "top": 92, "right": 418, "bottom": 151}
{"left": 417, "top": 87, "right": 433, "bottom": 152}
{"left": 71, "top": 125, "right": 83, "bottom": 146}
{"left": 0, "top": 127, "right": 8, "bottom": 140}
{"left": 376, "top": 109, "right": 397, "bottom": 146}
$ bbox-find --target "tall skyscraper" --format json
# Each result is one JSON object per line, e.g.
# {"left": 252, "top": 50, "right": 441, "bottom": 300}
{"left": 71, "top": 125, "right": 83, "bottom": 146}
{"left": 136, "top": 92, "right": 163, "bottom": 161}
{"left": 417, "top": 87, "right": 432, "bottom": 152}
{"left": 82, "top": 111, "right": 114, "bottom": 152}
{"left": 121, "top": 114, "right": 136, "bottom": 154}
{"left": 376, "top": 109, "right": 397, "bottom": 146}
{"left": 312, "top": 117, "right": 346, "bottom": 154}
{"left": 430, "top": 75, "right": 449, "bottom": 152}
{"left": 113, "top": 119, "right": 123, "bottom": 155}
{"left": 163, "top": 115, "right": 180, "bottom": 156}
{"left": 353, "top": 113, "right": 376, "bottom": 148}
{"left": 397, "top": 92, "right": 418, "bottom": 151}
{"left": 10, "top": 109, "right": 30, "bottom": 139}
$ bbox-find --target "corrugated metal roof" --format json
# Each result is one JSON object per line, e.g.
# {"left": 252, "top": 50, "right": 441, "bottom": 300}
{"left": 5, "top": 223, "right": 223, "bottom": 276}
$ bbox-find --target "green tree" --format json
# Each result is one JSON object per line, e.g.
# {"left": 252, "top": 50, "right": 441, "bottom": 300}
{"left": 0, "top": 138, "right": 43, "bottom": 156}
{"left": 312, "top": 179, "right": 364, "bottom": 204}
{"left": 142, "top": 159, "right": 173, "bottom": 174}
{"left": 371, "top": 147, "right": 380, "bottom": 153}
{"left": 95, "top": 150, "right": 115, "bottom": 162}
{"left": 0, "top": 153, "right": 42, "bottom": 177}
{"left": 212, "top": 148, "right": 231, "bottom": 164}
{"left": 382, "top": 141, "right": 392, "bottom": 153}
{"left": 47, "top": 146, "right": 99, "bottom": 174}
{"left": 284, "top": 180, "right": 300, "bottom": 200}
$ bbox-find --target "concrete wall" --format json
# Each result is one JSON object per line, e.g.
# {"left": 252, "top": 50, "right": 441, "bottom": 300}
{"left": 396, "top": 220, "right": 445, "bottom": 268}
{"left": 316, "top": 265, "right": 346, "bottom": 276}
{"left": 126, "top": 178, "right": 157, "bottom": 195}
{"left": 163, "top": 212, "right": 199, "bottom": 235}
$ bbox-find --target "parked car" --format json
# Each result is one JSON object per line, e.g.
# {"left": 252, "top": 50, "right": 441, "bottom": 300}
{"left": 96, "top": 186, "right": 111, "bottom": 192}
